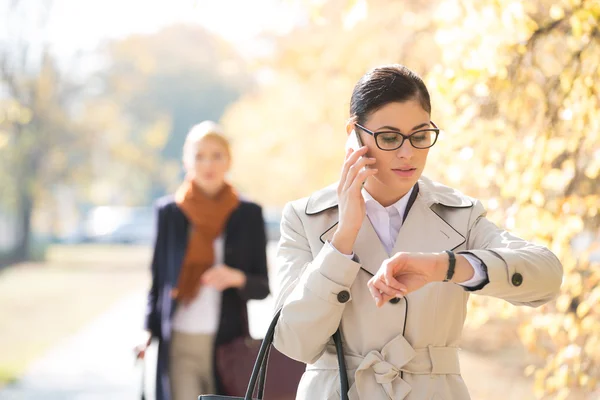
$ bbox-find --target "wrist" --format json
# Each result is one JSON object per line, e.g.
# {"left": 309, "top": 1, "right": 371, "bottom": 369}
{"left": 331, "top": 230, "right": 356, "bottom": 255}
{"left": 451, "top": 255, "right": 474, "bottom": 283}
{"left": 433, "top": 252, "right": 450, "bottom": 282}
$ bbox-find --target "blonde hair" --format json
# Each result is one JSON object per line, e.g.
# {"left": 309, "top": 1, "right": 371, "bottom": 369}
{"left": 183, "top": 121, "right": 231, "bottom": 167}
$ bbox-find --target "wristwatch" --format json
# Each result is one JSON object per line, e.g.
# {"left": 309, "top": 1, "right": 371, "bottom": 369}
{"left": 443, "top": 250, "right": 456, "bottom": 282}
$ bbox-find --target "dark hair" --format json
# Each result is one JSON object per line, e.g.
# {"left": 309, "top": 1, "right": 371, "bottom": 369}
{"left": 350, "top": 64, "right": 431, "bottom": 124}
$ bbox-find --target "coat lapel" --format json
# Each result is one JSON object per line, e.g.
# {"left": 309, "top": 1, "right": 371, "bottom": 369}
{"left": 353, "top": 217, "right": 390, "bottom": 276}
{"left": 319, "top": 214, "right": 389, "bottom": 277}
{"left": 391, "top": 196, "right": 465, "bottom": 255}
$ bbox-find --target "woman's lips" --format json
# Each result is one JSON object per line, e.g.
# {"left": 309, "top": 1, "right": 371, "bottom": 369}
{"left": 392, "top": 167, "right": 416, "bottom": 178}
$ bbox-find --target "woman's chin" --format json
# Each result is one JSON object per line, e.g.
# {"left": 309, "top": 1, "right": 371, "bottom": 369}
{"left": 375, "top": 173, "right": 419, "bottom": 193}
{"left": 194, "top": 179, "right": 224, "bottom": 191}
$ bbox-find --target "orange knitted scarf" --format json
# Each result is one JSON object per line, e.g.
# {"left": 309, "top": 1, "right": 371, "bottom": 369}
{"left": 173, "top": 179, "right": 239, "bottom": 303}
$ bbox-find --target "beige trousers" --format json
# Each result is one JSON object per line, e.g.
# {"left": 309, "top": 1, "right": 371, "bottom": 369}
{"left": 169, "top": 331, "right": 215, "bottom": 400}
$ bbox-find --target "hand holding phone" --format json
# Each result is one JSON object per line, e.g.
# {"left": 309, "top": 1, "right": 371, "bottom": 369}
{"left": 332, "top": 130, "right": 378, "bottom": 254}
{"left": 345, "top": 129, "right": 364, "bottom": 153}
{"left": 345, "top": 129, "right": 371, "bottom": 179}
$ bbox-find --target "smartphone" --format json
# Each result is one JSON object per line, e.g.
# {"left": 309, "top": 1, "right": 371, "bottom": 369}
{"left": 345, "top": 129, "right": 364, "bottom": 153}
{"left": 345, "top": 130, "right": 369, "bottom": 180}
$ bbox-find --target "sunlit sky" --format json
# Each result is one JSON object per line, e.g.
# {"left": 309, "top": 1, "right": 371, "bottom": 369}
{"left": 44, "top": 0, "right": 301, "bottom": 57}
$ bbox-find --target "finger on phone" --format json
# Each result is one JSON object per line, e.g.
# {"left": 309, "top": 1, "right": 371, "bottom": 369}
{"left": 348, "top": 168, "right": 378, "bottom": 193}
{"left": 343, "top": 156, "right": 376, "bottom": 190}
{"left": 339, "top": 151, "right": 354, "bottom": 190}
{"left": 345, "top": 146, "right": 368, "bottom": 166}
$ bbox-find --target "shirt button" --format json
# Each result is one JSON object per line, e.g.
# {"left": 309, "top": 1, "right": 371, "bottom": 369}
{"left": 511, "top": 273, "right": 523, "bottom": 287}
{"left": 337, "top": 290, "right": 350, "bottom": 303}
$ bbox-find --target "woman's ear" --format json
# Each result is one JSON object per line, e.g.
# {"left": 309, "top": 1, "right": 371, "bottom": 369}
{"left": 345, "top": 118, "right": 356, "bottom": 137}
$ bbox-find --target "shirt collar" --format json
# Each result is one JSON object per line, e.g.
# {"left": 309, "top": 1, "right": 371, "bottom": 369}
{"left": 304, "top": 175, "right": 474, "bottom": 215}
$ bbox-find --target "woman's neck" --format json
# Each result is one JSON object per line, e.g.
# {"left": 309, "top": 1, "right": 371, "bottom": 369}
{"left": 193, "top": 180, "right": 226, "bottom": 198}
{"left": 364, "top": 180, "right": 411, "bottom": 207}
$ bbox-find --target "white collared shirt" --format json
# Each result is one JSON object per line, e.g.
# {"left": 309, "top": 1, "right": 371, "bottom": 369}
{"left": 333, "top": 188, "right": 486, "bottom": 287}
{"left": 172, "top": 236, "right": 223, "bottom": 334}
{"left": 362, "top": 187, "right": 411, "bottom": 255}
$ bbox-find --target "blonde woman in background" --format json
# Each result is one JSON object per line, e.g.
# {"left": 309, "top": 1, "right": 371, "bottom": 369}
{"left": 135, "top": 121, "right": 269, "bottom": 400}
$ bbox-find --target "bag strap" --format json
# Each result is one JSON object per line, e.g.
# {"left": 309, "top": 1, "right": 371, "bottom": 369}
{"left": 244, "top": 309, "right": 349, "bottom": 400}
{"left": 333, "top": 329, "right": 349, "bottom": 400}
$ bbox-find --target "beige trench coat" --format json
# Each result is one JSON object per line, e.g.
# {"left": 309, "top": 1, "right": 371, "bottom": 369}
{"left": 272, "top": 176, "right": 562, "bottom": 400}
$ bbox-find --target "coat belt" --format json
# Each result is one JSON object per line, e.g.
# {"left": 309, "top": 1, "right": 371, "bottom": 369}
{"left": 306, "top": 334, "right": 461, "bottom": 399}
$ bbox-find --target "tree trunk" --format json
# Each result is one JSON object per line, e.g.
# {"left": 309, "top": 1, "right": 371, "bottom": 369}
{"left": 10, "top": 185, "right": 33, "bottom": 263}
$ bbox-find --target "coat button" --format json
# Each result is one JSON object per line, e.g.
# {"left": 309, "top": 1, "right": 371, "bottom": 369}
{"left": 390, "top": 298, "right": 401, "bottom": 304}
{"left": 337, "top": 290, "right": 350, "bottom": 303}
{"left": 511, "top": 273, "right": 523, "bottom": 286}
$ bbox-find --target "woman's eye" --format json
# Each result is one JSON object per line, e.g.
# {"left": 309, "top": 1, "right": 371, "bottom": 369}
{"left": 412, "top": 135, "right": 427, "bottom": 142}
{"left": 380, "top": 133, "right": 400, "bottom": 143}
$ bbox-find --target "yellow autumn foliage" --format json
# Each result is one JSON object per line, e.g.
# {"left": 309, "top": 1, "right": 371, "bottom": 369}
{"left": 224, "top": 0, "right": 600, "bottom": 396}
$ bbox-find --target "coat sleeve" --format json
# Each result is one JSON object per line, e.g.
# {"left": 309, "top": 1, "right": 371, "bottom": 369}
{"left": 459, "top": 200, "right": 563, "bottom": 307}
{"left": 238, "top": 204, "right": 270, "bottom": 301}
{"left": 144, "top": 202, "right": 165, "bottom": 337}
{"left": 272, "top": 202, "right": 362, "bottom": 364}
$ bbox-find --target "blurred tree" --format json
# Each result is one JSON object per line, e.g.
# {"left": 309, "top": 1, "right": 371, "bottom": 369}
{"left": 427, "top": 1, "right": 600, "bottom": 397}
{"left": 1, "top": 17, "right": 252, "bottom": 263}
{"left": 0, "top": 0, "right": 92, "bottom": 262}
{"left": 225, "top": 0, "right": 599, "bottom": 397}
{"left": 96, "top": 25, "right": 252, "bottom": 199}
{"left": 223, "top": 0, "right": 439, "bottom": 203}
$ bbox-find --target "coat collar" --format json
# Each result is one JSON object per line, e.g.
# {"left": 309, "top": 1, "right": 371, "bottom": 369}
{"left": 312, "top": 177, "right": 472, "bottom": 276}
{"left": 305, "top": 176, "right": 473, "bottom": 216}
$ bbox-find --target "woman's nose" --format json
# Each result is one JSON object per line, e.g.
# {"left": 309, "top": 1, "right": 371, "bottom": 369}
{"left": 395, "top": 140, "right": 414, "bottom": 159}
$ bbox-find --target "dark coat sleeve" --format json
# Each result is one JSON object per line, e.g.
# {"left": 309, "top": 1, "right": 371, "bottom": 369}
{"left": 144, "top": 201, "right": 166, "bottom": 336}
{"left": 238, "top": 204, "right": 270, "bottom": 301}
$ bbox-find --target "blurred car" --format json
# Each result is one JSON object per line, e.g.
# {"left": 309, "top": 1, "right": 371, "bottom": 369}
{"left": 264, "top": 208, "right": 282, "bottom": 243}
{"left": 92, "top": 218, "right": 155, "bottom": 244}
{"left": 82, "top": 206, "right": 156, "bottom": 245}
{"left": 75, "top": 205, "right": 281, "bottom": 245}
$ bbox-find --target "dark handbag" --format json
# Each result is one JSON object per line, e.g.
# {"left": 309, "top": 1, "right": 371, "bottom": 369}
{"left": 216, "top": 331, "right": 305, "bottom": 399}
{"left": 201, "top": 308, "right": 349, "bottom": 400}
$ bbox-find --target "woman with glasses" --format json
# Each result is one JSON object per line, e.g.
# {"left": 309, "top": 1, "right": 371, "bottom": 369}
{"left": 272, "top": 65, "right": 562, "bottom": 399}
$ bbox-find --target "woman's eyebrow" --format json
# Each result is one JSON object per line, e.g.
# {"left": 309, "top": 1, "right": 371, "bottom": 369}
{"left": 376, "top": 122, "right": 430, "bottom": 132}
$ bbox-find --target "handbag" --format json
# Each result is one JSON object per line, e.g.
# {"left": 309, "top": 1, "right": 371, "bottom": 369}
{"left": 215, "top": 306, "right": 305, "bottom": 399}
{"left": 202, "top": 308, "right": 350, "bottom": 400}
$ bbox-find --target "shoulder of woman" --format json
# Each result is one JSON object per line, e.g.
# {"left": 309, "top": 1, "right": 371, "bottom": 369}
{"left": 154, "top": 194, "right": 177, "bottom": 214}
{"left": 236, "top": 199, "right": 270, "bottom": 224}
{"left": 418, "top": 175, "right": 478, "bottom": 209}
{"left": 303, "top": 183, "right": 338, "bottom": 216}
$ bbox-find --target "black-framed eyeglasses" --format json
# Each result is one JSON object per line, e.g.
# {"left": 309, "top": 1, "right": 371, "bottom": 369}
{"left": 354, "top": 121, "right": 440, "bottom": 150}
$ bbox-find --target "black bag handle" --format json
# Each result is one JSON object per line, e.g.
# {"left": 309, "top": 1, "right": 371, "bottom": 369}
{"left": 244, "top": 309, "right": 349, "bottom": 400}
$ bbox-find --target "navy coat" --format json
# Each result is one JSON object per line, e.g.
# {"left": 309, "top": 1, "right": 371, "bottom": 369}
{"left": 145, "top": 195, "right": 270, "bottom": 400}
